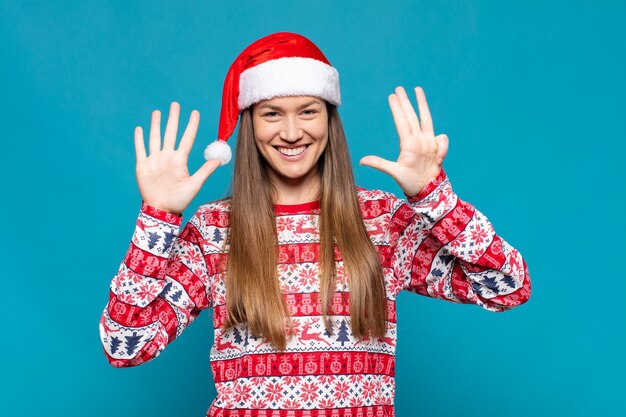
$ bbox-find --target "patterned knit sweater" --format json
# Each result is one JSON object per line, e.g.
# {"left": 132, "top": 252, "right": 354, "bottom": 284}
{"left": 99, "top": 169, "right": 531, "bottom": 416}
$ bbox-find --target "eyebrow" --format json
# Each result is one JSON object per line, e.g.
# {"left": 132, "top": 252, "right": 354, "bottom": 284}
{"left": 257, "top": 99, "right": 322, "bottom": 111}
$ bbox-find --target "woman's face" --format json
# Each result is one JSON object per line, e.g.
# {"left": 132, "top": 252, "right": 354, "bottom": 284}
{"left": 252, "top": 95, "right": 329, "bottom": 189}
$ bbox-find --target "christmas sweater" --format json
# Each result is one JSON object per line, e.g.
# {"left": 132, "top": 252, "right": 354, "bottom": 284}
{"left": 99, "top": 168, "right": 531, "bottom": 417}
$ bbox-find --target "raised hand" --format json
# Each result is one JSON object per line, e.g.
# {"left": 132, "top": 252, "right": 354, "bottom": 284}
{"left": 134, "top": 102, "right": 222, "bottom": 215}
{"left": 360, "top": 86, "right": 449, "bottom": 197}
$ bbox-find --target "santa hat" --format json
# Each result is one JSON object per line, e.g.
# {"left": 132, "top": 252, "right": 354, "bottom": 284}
{"left": 204, "top": 32, "right": 341, "bottom": 165}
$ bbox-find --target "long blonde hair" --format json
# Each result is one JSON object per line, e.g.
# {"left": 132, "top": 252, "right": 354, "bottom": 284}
{"left": 224, "top": 102, "right": 387, "bottom": 350}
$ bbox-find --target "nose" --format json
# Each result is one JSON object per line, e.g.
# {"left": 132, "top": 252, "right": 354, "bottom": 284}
{"left": 279, "top": 115, "right": 304, "bottom": 142}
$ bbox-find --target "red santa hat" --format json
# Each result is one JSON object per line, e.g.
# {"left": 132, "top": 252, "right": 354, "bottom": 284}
{"left": 204, "top": 32, "right": 341, "bottom": 165}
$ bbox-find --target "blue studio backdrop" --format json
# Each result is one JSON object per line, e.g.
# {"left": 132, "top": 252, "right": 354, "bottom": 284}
{"left": 1, "top": 1, "right": 624, "bottom": 416}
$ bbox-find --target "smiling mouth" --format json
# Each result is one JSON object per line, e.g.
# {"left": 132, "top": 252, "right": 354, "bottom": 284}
{"left": 275, "top": 145, "right": 308, "bottom": 156}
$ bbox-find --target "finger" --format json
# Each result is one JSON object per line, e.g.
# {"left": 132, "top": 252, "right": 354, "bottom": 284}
{"left": 436, "top": 134, "right": 449, "bottom": 165}
{"left": 134, "top": 126, "right": 147, "bottom": 162}
{"left": 178, "top": 110, "right": 200, "bottom": 155}
{"left": 190, "top": 159, "right": 221, "bottom": 189}
{"left": 395, "top": 86, "right": 420, "bottom": 134}
{"left": 163, "top": 102, "right": 180, "bottom": 151}
{"left": 149, "top": 110, "right": 162, "bottom": 155}
{"left": 415, "top": 87, "right": 434, "bottom": 134}
{"left": 359, "top": 155, "right": 397, "bottom": 178}
{"left": 388, "top": 93, "right": 412, "bottom": 148}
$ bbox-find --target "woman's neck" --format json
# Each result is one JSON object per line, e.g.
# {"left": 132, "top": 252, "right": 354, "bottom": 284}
{"left": 269, "top": 171, "right": 321, "bottom": 205}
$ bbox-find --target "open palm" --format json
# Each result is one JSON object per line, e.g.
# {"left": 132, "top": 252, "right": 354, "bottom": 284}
{"left": 134, "top": 102, "right": 221, "bottom": 215}
{"left": 360, "top": 86, "right": 449, "bottom": 197}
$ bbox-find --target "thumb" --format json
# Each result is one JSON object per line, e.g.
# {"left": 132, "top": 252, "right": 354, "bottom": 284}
{"left": 190, "top": 159, "right": 221, "bottom": 189}
{"left": 435, "top": 134, "right": 449, "bottom": 165}
{"left": 360, "top": 155, "right": 396, "bottom": 177}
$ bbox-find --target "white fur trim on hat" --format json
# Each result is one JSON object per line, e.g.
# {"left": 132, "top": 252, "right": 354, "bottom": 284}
{"left": 238, "top": 57, "right": 340, "bottom": 110}
{"left": 204, "top": 140, "right": 232, "bottom": 165}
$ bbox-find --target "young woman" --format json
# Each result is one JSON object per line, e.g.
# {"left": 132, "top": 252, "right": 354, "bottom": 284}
{"left": 99, "top": 32, "right": 531, "bottom": 416}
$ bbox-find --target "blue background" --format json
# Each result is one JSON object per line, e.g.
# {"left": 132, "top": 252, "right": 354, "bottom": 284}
{"left": 1, "top": 1, "right": 624, "bottom": 416}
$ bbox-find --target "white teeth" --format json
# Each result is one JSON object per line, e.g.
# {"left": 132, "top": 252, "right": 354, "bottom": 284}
{"left": 277, "top": 146, "right": 306, "bottom": 156}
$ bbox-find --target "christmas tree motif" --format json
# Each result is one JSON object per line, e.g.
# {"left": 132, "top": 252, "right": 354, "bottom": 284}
{"left": 480, "top": 276, "right": 500, "bottom": 292}
{"left": 233, "top": 327, "right": 243, "bottom": 344}
{"left": 161, "top": 281, "right": 172, "bottom": 298}
{"left": 335, "top": 319, "right": 351, "bottom": 346}
{"left": 439, "top": 254, "right": 454, "bottom": 265}
{"left": 502, "top": 275, "right": 517, "bottom": 289}
{"left": 212, "top": 228, "right": 223, "bottom": 244}
{"left": 125, "top": 331, "right": 142, "bottom": 356}
{"left": 147, "top": 231, "right": 161, "bottom": 250}
{"left": 323, "top": 323, "right": 334, "bottom": 337}
{"left": 471, "top": 281, "right": 484, "bottom": 296}
{"left": 171, "top": 290, "right": 183, "bottom": 302}
{"left": 243, "top": 327, "right": 250, "bottom": 347}
{"left": 162, "top": 229, "right": 176, "bottom": 252}
{"left": 421, "top": 210, "right": 435, "bottom": 223}
{"left": 110, "top": 336, "right": 121, "bottom": 354}
{"left": 431, "top": 268, "right": 444, "bottom": 277}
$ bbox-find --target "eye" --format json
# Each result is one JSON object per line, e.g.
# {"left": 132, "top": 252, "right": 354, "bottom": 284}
{"left": 263, "top": 111, "right": 279, "bottom": 118}
{"left": 302, "top": 109, "right": 318, "bottom": 116}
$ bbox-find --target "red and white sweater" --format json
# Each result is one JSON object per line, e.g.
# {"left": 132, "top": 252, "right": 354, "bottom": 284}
{"left": 99, "top": 169, "right": 531, "bottom": 416}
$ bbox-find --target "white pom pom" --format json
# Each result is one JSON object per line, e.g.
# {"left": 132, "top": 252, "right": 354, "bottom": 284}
{"left": 204, "top": 140, "right": 232, "bottom": 165}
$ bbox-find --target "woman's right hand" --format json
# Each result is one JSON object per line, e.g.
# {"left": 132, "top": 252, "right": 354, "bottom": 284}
{"left": 134, "top": 102, "right": 222, "bottom": 215}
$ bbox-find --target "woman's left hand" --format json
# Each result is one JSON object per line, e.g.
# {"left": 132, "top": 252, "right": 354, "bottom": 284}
{"left": 360, "top": 86, "right": 449, "bottom": 197}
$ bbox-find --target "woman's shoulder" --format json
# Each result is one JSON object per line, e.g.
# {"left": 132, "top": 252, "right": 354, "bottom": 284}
{"left": 355, "top": 185, "right": 404, "bottom": 216}
{"left": 187, "top": 197, "right": 232, "bottom": 230}
{"left": 196, "top": 196, "right": 232, "bottom": 214}
{"left": 355, "top": 185, "right": 402, "bottom": 204}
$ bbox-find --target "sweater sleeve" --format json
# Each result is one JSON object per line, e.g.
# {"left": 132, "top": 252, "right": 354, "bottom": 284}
{"left": 389, "top": 169, "right": 531, "bottom": 312}
{"left": 98, "top": 201, "right": 213, "bottom": 367}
